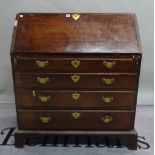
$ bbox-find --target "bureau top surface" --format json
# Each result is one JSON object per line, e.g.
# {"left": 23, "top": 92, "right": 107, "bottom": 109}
{"left": 11, "top": 13, "right": 141, "bottom": 54}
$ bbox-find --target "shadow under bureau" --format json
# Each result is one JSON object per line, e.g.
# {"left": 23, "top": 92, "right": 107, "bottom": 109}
{"left": 10, "top": 13, "right": 142, "bottom": 149}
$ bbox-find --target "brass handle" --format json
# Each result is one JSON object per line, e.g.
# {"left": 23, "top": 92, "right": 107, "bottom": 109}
{"left": 71, "top": 75, "right": 80, "bottom": 83}
{"left": 102, "top": 78, "right": 115, "bottom": 85}
{"left": 39, "top": 116, "right": 51, "bottom": 123}
{"left": 72, "top": 112, "right": 81, "bottom": 119}
{"left": 101, "top": 115, "right": 113, "bottom": 124}
{"left": 71, "top": 92, "right": 80, "bottom": 100}
{"left": 71, "top": 13, "right": 80, "bottom": 20}
{"left": 37, "top": 77, "right": 49, "bottom": 84}
{"left": 102, "top": 96, "right": 113, "bottom": 103}
{"left": 36, "top": 60, "right": 48, "bottom": 68}
{"left": 38, "top": 95, "right": 51, "bottom": 102}
{"left": 71, "top": 59, "right": 81, "bottom": 68}
{"left": 103, "top": 61, "right": 116, "bottom": 69}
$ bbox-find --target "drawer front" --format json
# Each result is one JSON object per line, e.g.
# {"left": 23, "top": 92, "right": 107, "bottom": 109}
{"left": 18, "top": 110, "right": 134, "bottom": 130}
{"left": 16, "top": 90, "right": 137, "bottom": 109}
{"left": 14, "top": 56, "right": 141, "bottom": 73}
{"left": 15, "top": 73, "right": 139, "bottom": 89}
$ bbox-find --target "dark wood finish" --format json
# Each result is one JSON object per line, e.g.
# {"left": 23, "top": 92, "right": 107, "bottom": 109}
{"left": 10, "top": 13, "right": 142, "bottom": 149}
{"left": 14, "top": 56, "right": 141, "bottom": 73}
{"left": 15, "top": 73, "right": 139, "bottom": 89}
{"left": 14, "top": 132, "right": 25, "bottom": 148}
{"left": 14, "top": 129, "right": 138, "bottom": 150}
{"left": 127, "top": 132, "right": 138, "bottom": 150}
{"left": 16, "top": 90, "right": 137, "bottom": 109}
{"left": 11, "top": 13, "right": 141, "bottom": 54}
{"left": 17, "top": 110, "right": 134, "bottom": 130}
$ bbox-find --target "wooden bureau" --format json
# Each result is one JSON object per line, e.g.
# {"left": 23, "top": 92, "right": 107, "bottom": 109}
{"left": 10, "top": 13, "right": 142, "bottom": 149}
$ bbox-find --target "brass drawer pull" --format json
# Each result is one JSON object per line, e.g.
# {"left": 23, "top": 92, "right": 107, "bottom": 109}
{"left": 101, "top": 115, "right": 113, "bottom": 124}
{"left": 71, "top": 59, "right": 81, "bottom": 68}
{"left": 102, "top": 96, "right": 113, "bottom": 103}
{"left": 103, "top": 61, "right": 116, "bottom": 69}
{"left": 37, "top": 77, "right": 49, "bottom": 84}
{"left": 71, "top": 92, "right": 80, "bottom": 100}
{"left": 38, "top": 95, "right": 51, "bottom": 102}
{"left": 36, "top": 60, "right": 48, "bottom": 68}
{"left": 102, "top": 78, "right": 115, "bottom": 85}
{"left": 72, "top": 112, "right": 81, "bottom": 119}
{"left": 71, "top": 75, "right": 80, "bottom": 83}
{"left": 39, "top": 116, "right": 51, "bottom": 123}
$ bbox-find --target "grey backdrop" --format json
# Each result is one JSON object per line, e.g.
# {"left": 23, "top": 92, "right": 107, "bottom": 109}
{"left": 0, "top": 0, "right": 153, "bottom": 105}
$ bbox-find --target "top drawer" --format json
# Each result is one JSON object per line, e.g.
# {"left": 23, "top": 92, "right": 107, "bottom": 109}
{"left": 13, "top": 55, "right": 141, "bottom": 73}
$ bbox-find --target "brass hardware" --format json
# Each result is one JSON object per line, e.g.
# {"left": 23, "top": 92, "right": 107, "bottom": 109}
{"left": 102, "top": 78, "right": 115, "bottom": 85}
{"left": 101, "top": 115, "right": 113, "bottom": 124}
{"left": 71, "top": 14, "right": 80, "bottom": 20}
{"left": 37, "top": 77, "right": 49, "bottom": 84}
{"left": 39, "top": 116, "right": 51, "bottom": 123}
{"left": 102, "top": 96, "right": 113, "bottom": 103}
{"left": 72, "top": 112, "right": 81, "bottom": 119}
{"left": 71, "top": 59, "right": 81, "bottom": 68}
{"left": 71, "top": 92, "right": 80, "bottom": 100}
{"left": 38, "top": 95, "right": 50, "bottom": 102}
{"left": 36, "top": 60, "right": 48, "bottom": 68}
{"left": 103, "top": 61, "right": 116, "bottom": 69}
{"left": 71, "top": 75, "right": 80, "bottom": 83}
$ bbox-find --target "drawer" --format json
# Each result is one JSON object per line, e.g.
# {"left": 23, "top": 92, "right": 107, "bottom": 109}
{"left": 17, "top": 110, "right": 134, "bottom": 130}
{"left": 13, "top": 56, "right": 141, "bottom": 73}
{"left": 15, "top": 73, "right": 139, "bottom": 89}
{"left": 16, "top": 90, "right": 137, "bottom": 109}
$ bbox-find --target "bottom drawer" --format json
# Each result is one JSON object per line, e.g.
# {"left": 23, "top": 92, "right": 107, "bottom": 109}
{"left": 17, "top": 110, "right": 134, "bottom": 130}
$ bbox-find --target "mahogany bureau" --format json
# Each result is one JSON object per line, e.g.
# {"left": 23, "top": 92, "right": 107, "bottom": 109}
{"left": 10, "top": 13, "right": 142, "bottom": 149}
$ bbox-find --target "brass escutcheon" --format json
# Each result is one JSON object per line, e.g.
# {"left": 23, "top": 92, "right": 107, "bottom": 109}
{"left": 103, "top": 61, "right": 116, "bottom": 69}
{"left": 71, "top": 92, "right": 80, "bottom": 100}
{"left": 102, "top": 78, "right": 115, "bottom": 85}
{"left": 101, "top": 115, "right": 113, "bottom": 124}
{"left": 71, "top": 59, "right": 81, "bottom": 68}
{"left": 72, "top": 112, "right": 81, "bottom": 119}
{"left": 71, "top": 75, "right": 80, "bottom": 83}
{"left": 102, "top": 96, "right": 114, "bottom": 103}
{"left": 39, "top": 116, "right": 51, "bottom": 123}
{"left": 71, "top": 14, "right": 80, "bottom": 20}
{"left": 37, "top": 77, "right": 49, "bottom": 84}
{"left": 36, "top": 60, "right": 48, "bottom": 68}
{"left": 38, "top": 95, "right": 51, "bottom": 102}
